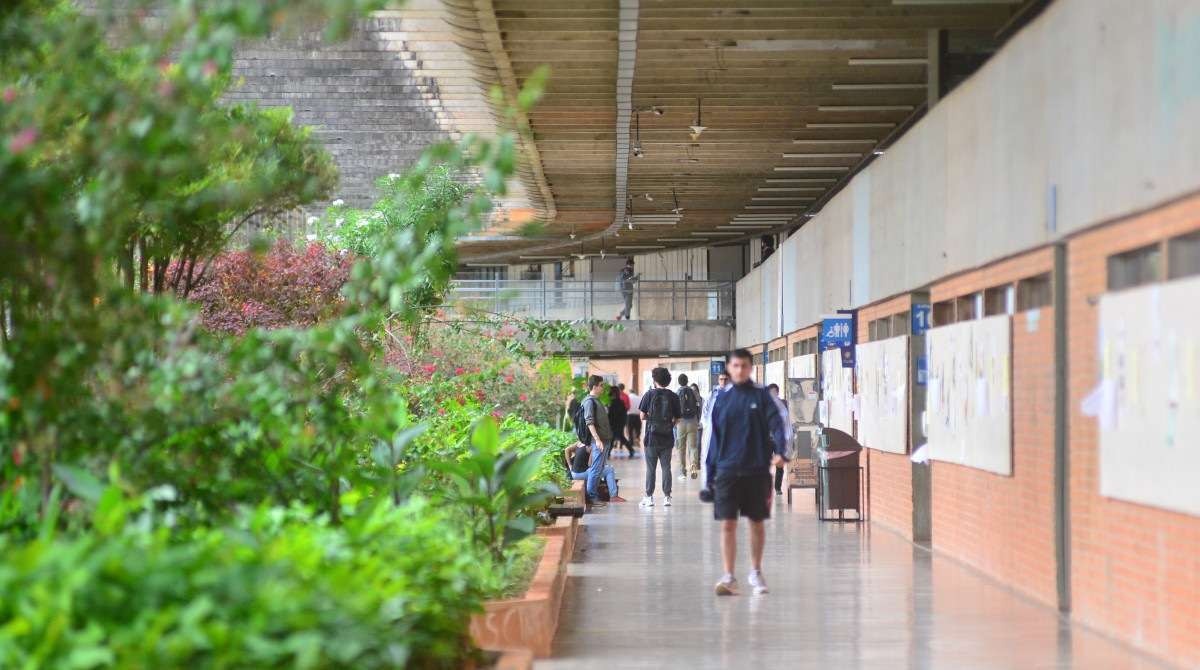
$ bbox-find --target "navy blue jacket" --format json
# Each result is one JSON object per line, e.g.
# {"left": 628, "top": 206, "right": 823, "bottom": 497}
{"left": 707, "top": 381, "right": 787, "bottom": 481}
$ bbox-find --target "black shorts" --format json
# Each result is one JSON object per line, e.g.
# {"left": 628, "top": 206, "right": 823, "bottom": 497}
{"left": 713, "top": 472, "right": 772, "bottom": 521}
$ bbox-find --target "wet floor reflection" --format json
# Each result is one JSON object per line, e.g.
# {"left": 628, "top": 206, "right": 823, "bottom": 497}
{"left": 541, "top": 459, "right": 1170, "bottom": 670}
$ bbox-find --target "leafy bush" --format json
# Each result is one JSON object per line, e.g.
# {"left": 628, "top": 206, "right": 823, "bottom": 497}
{"left": 0, "top": 497, "right": 490, "bottom": 670}
{"left": 189, "top": 240, "right": 352, "bottom": 334}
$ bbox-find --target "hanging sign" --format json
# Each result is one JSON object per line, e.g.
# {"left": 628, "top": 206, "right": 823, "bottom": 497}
{"left": 911, "top": 304, "right": 932, "bottom": 336}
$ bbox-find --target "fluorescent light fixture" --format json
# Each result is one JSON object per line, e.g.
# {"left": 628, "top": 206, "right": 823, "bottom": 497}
{"left": 719, "top": 225, "right": 772, "bottom": 230}
{"left": 695, "top": 231, "right": 743, "bottom": 236}
{"left": 848, "top": 57, "right": 928, "bottom": 66}
{"left": 747, "top": 205, "right": 800, "bottom": 210}
{"left": 806, "top": 122, "right": 895, "bottom": 129}
{"left": 781, "top": 152, "right": 861, "bottom": 159}
{"left": 792, "top": 139, "right": 877, "bottom": 145}
{"left": 616, "top": 245, "right": 666, "bottom": 250}
{"left": 519, "top": 255, "right": 561, "bottom": 260}
{"left": 766, "top": 178, "right": 837, "bottom": 184}
{"left": 817, "top": 105, "right": 914, "bottom": 112}
{"left": 832, "top": 83, "right": 925, "bottom": 91}
{"left": 751, "top": 197, "right": 813, "bottom": 202}
{"left": 757, "top": 187, "right": 825, "bottom": 192}
{"left": 657, "top": 238, "right": 696, "bottom": 242}
{"left": 774, "top": 166, "right": 850, "bottom": 172}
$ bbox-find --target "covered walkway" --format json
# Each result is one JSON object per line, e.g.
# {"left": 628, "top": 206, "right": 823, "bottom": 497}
{"left": 541, "top": 460, "right": 1167, "bottom": 670}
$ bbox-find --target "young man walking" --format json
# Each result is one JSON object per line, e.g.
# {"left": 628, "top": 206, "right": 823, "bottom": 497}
{"left": 625, "top": 385, "right": 642, "bottom": 456}
{"left": 616, "top": 258, "right": 639, "bottom": 320}
{"left": 705, "top": 350, "right": 786, "bottom": 596}
{"left": 638, "top": 366, "right": 681, "bottom": 507}
{"left": 675, "top": 373, "right": 701, "bottom": 480}
{"left": 766, "top": 383, "right": 792, "bottom": 496}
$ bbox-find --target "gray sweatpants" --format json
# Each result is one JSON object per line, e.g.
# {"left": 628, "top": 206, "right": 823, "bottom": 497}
{"left": 644, "top": 444, "right": 674, "bottom": 497}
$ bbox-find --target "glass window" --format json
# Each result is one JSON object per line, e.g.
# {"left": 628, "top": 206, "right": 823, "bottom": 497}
{"left": 1016, "top": 273, "right": 1052, "bottom": 311}
{"left": 1107, "top": 243, "right": 1162, "bottom": 291}
{"left": 1168, "top": 230, "right": 1200, "bottom": 280}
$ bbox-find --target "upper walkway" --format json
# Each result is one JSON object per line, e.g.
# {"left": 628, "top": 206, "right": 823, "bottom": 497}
{"left": 540, "top": 459, "right": 1170, "bottom": 670}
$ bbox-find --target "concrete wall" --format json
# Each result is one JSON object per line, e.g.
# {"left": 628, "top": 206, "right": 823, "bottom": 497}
{"left": 737, "top": 0, "right": 1200, "bottom": 345}
{"left": 227, "top": 15, "right": 448, "bottom": 208}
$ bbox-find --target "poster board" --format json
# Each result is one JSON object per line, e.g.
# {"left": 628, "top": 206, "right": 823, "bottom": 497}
{"left": 764, "top": 361, "right": 786, "bottom": 392}
{"left": 926, "top": 315, "right": 1012, "bottom": 475}
{"left": 1097, "top": 276, "right": 1200, "bottom": 516}
{"left": 820, "top": 348, "right": 854, "bottom": 434}
{"left": 856, "top": 335, "right": 909, "bottom": 454}
{"left": 789, "top": 354, "right": 816, "bottom": 379}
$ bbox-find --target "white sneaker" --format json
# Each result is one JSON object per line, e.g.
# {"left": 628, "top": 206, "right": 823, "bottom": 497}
{"left": 748, "top": 570, "right": 769, "bottom": 595}
{"left": 663, "top": 496, "right": 673, "bottom": 507}
{"left": 714, "top": 575, "right": 738, "bottom": 596}
{"left": 678, "top": 473, "right": 688, "bottom": 481}
{"left": 639, "top": 496, "right": 654, "bottom": 508}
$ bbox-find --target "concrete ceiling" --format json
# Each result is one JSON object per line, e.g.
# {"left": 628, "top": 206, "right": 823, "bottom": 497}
{"left": 417, "top": 0, "right": 1029, "bottom": 263}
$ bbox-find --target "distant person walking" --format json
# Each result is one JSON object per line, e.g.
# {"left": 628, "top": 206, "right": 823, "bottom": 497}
{"left": 616, "top": 258, "right": 639, "bottom": 320}
{"left": 699, "top": 370, "right": 731, "bottom": 489}
{"left": 704, "top": 350, "right": 786, "bottom": 596}
{"left": 608, "top": 384, "right": 631, "bottom": 457}
{"left": 675, "top": 373, "right": 702, "bottom": 480}
{"left": 638, "top": 366, "right": 681, "bottom": 507}
{"left": 766, "top": 383, "right": 792, "bottom": 496}
{"left": 625, "top": 385, "right": 642, "bottom": 456}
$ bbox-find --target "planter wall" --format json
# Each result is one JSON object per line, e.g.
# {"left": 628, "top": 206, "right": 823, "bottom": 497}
{"left": 470, "top": 515, "right": 579, "bottom": 658}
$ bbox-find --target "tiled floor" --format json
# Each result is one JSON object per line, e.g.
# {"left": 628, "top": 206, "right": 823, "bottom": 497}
{"left": 540, "top": 459, "right": 1171, "bottom": 670}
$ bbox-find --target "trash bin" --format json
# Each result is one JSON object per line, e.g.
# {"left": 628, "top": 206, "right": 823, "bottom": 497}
{"left": 816, "top": 427, "right": 866, "bottom": 521}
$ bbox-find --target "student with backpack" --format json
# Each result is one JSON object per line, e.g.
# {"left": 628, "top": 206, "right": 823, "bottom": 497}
{"left": 572, "top": 375, "right": 618, "bottom": 503}
{"left": 638, "top": 366, "right": 681, "bottom": 507}
{"left": 675, "top": 373, "right": 702, "bottom": 480}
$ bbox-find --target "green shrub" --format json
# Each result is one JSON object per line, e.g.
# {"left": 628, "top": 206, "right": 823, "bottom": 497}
{"left": 0, "top": 498, "right": 489, "bottom": 670}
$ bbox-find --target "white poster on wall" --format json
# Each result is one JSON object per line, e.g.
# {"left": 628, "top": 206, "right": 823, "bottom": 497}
{"left": 789, "top": 354, "right": 816, "bottom": 379}
{"left": 820, "top": 348, "right": 854, "bottom": 434}
{"left": 1096, "top": 276, "right": 1200, "bottom": 516}
{"left": 856, "top": 335, "right": 909, "bottom": 454}
{"left": 765, "top": 361, "right": 786, "bottom": 392}
{"left": 926, "top": 315, "right": 1012, "bottom": 475}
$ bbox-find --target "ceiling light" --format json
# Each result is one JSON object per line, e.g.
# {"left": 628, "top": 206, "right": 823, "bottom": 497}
{"left": 792, "top": 139, "right": 877, "bottom": 145}
{"left": 832, "top": 83, "right": 925, "bottom": 91}
{"left": 806, "top": 122, "right": 896, "bottom": 129}
{"left": 757, "top": 187, "right": 825, "bottom": 192}
{"left": 671, "top": 187, "right": 684, "bottom": 215}
{"left": 657, "top": 238, "right": 694, "bottom": 242}
{"left": 782, "top": 152, "right": 861, "bottom": 159}
{"left": 643, "top": 193, "right": 653, "bottom": 201}
{"left": 752, "top": 197, "right": 813, "bottom": 202}
{"left": 652, "top": 106, "right": 664, "bottom": 116}
{"left": 633, "top": 145, "right": 644, "bottom": 158}
{"left": 689, "top": 98, "right": 706, "bottom": 139}
{"left": 694, "top": 231, "right": 742, "bottom": 236}
{"left": 774, "top": 166, "right": 850, "bottom": 172}
{"left": 719, "top": 225, "right": 773, "bottom": 230}
{"left": 873, "top": 149, "right": 885, "bottom": 156}
{"left": 848, "top": 57, "right": 928, "bottom": 66}
{"left": 633, "top": 113, "right": 644, "bottom": 158}
{"left": 817, "top": 105, "right": 915, "bottom": 112}
{"left": 616, "top": 245, "right": 666, "bottom": 250}
{"left": 767, "top": 178, "right": 837, "bottom": 184}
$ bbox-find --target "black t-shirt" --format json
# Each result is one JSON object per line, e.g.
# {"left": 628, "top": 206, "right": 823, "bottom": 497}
{"left": 639, "top": 387, "right": 682, "bottom": 447}
{"left": 571, "top": 444, "right": 590, "bottom": 473}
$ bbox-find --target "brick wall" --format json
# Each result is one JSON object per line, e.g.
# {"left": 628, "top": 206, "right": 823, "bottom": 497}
{"left": 857, "top": 295, "right": 914, "bottom": 538}
{"left": 927, "top": 248, "right": 1059, "bottom": 607}
{"left": 1067, "top": 193, "right": 1200, "bottom": 665}
{"left": 227, "top": 16, "right": 448, "bottom": 208}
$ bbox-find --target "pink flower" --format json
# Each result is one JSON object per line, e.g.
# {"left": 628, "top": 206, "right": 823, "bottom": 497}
{"left": 422, "top": 364, "right": 437, "bottom": 375}
{"left": 202, "top": 60, "right": 219, "bottom": 79}
{"left": 491, "top": 410, "right": 503, "bottom": 419}
{"left": 7, "top": 126, "right": 37, "bottom": 154}
{"left": 2, "top": 88, "right": 15, "bottom": 104}
{"left": 438, "top": 407, "right": 447, "bottom": 415}
{"left": 454, "top": 366, "right": 465, "bottom": 376}
{"left": 503, "top": 374, "right": 514, "bottom": 384}
{"left": 475, "top": 389, "right": 486, "bottom": 401}
{"left": 518, "top": 393, "right": 528, "bottom": 402}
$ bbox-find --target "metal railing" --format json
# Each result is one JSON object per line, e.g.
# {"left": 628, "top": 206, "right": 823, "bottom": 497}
{"left": 444, "top": 279, "right": 735, "bottom": 321}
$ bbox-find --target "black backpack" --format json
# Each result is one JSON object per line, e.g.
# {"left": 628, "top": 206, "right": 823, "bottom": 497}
{"left": 572, "top": 397, "right": 593, "bottom": 444}
{"left": 645, "top": 389, "right": 674, "bottom": 438}
{"left": 679, "top": 386, "right": 699, "bottom": 419}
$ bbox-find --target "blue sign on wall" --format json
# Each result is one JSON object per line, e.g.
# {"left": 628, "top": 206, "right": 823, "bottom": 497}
{"left": 911, "top": 304, "right": 932, "bottom": 336}
{"left": 819, "top": 316, "right": 854, "bottom": 351}
{"left": 916, "top": 355, "right": 928, "bottom": 386}
{"left": 709, "top": 360, "right": 726, "bottom": 375}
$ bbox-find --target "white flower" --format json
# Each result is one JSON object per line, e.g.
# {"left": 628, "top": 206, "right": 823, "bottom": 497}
{"left": 305, "top": 234, "right": 317, "bottom": 242}
{"left": 356, "top": 219, "right": 367, "bottom": 228}
{"left": 334, "top": 218, "right": 344, "bottom": 226}
{"left": 331, "top": 199, "right": 345, "bottom": 207}
{"left": 372, "top": 212, "right": 383, "bottom": 219}
{"left": 306, "top": 216, "right": 318, "bottom": 225}
{"left": 387, "top": 173, "right": 400, "bottom": 180}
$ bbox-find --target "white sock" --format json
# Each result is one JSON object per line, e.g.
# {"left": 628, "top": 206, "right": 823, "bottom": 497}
{"left": 722, "top": 572, "right": 734, "bottom": 583}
